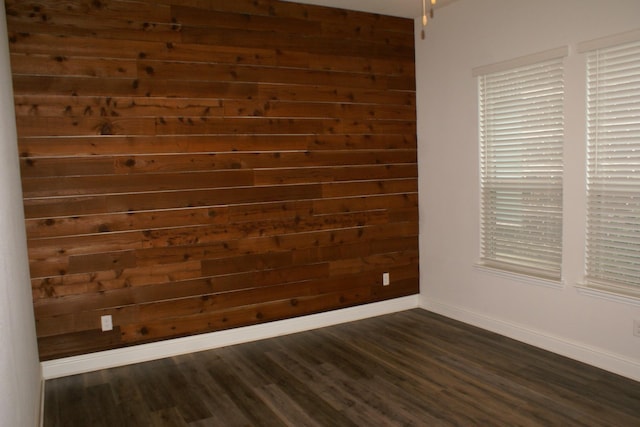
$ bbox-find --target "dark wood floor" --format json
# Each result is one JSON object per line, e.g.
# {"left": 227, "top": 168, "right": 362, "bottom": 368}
{"left": 43, "top": 309, "right": 640, "bottom": 426}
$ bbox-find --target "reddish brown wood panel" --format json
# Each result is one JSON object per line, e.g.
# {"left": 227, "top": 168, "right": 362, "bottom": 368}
{"left": 6, "top": 0, "right": 418, "bottom": 360}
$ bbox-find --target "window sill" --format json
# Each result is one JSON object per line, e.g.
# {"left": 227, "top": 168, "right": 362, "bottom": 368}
{"left": 575, "top": 284, "right": 640, "bottom": 307}
{"left": 474, "top": 263, "right": 564, "bottom": 290}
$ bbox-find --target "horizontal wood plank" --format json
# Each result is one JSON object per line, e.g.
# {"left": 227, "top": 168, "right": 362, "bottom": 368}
{"left": 21, "top": 150, "right": 416, "bottom": 178}
{"left": 18, "top": 134, "right": 415, "bottom": 157}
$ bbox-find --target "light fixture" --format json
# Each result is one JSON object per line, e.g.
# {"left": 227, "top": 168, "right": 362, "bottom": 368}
{"left": 421, "top": 0, "right": 436, "bottom": 40}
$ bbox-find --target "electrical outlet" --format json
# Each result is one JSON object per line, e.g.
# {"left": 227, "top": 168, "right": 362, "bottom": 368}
{"left": 383, "top": 272, "right": 390, "bottom": 286}
{"left": 101, "top": 315, "right": 113, "bottom": 332}
{"left": 634, "top": 320, "right": 640, "bottom": 338}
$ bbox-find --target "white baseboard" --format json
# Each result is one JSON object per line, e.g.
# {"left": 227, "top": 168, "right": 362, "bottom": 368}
{"left": 420, "top": 298, "right": 640, "bottom": 382}
{"left": 42, "top": 296, "right": 419, "bottom": 379}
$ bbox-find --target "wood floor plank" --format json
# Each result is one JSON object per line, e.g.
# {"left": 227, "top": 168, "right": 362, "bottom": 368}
{"left": 149, "top": 407, "right": 188, "bottom": 427}
{"left": 253, "top": 383, "right": 326, "bottom": 427}
{"left": 383, "top": 312, "right": 637, "bottom": 426}
{"left": 43, "top": 309, "right": 640, "bottom": 427}
{"left": 315, "top": 327, "right": 510, "bottom": 425}
{"left": 223, "top": 343, "right": 360, "bottom": 427}
{"left": 331, "top": 319, "right": 579, "bottom": 425}
{"left": 175, "top": 353, "right": 255, "bottom": 427}
{"left": 206, "top": 355, "right": 288, "bottom": 427}
{"left": 83, "top": 383, "right": 126, "bottom": 427}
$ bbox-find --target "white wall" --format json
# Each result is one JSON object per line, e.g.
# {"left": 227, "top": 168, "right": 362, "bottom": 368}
{"left": 0, "top": 5, "right": 42, "bottom": 426}
{"left": 417, "top": 0, "right": 640, "bottom": 380}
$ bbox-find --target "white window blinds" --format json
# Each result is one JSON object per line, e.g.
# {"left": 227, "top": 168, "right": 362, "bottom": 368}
{"left": 586, "top": 39, "right": 640, "bottom": 296}
{"left": 479, "top": 57, "right": 565, "bottom": 280}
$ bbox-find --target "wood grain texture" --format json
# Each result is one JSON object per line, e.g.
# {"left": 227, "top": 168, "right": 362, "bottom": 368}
{"left": 6, "top": 0, "right": 418, "bottom": 359}
{"left": 42, "top": 310, "right": 640, "bottom": 427}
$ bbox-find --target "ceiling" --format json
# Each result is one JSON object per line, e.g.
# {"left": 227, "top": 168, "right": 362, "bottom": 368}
{"left": 283, "top": 0, "right": 460, "bottom": 19}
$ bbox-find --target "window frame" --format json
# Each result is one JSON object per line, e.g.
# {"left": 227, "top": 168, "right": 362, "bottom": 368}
{"left": 474, "top": 48, "right": 568, "bottom": 282}
{"left": 581, "top": 36, "right": 640, "bottom": 299}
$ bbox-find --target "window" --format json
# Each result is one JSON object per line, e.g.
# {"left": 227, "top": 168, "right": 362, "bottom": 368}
{"left": 477, "top": 53, "right": 565, "bottom": 281}
{"left": 585, "top": 38, "right": 640, "bottom": 297}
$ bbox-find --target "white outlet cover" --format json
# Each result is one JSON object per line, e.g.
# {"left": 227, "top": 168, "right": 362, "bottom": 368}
{"left": 383, "top": 272, "right": 390, "bottom": 286}
{"left": 101, "top": 315, "right": 113, "bottom": 332}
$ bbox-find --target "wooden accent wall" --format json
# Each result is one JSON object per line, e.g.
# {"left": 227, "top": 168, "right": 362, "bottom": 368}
{"left": 6, "top": 0, "right": 418, "bottom": 360}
